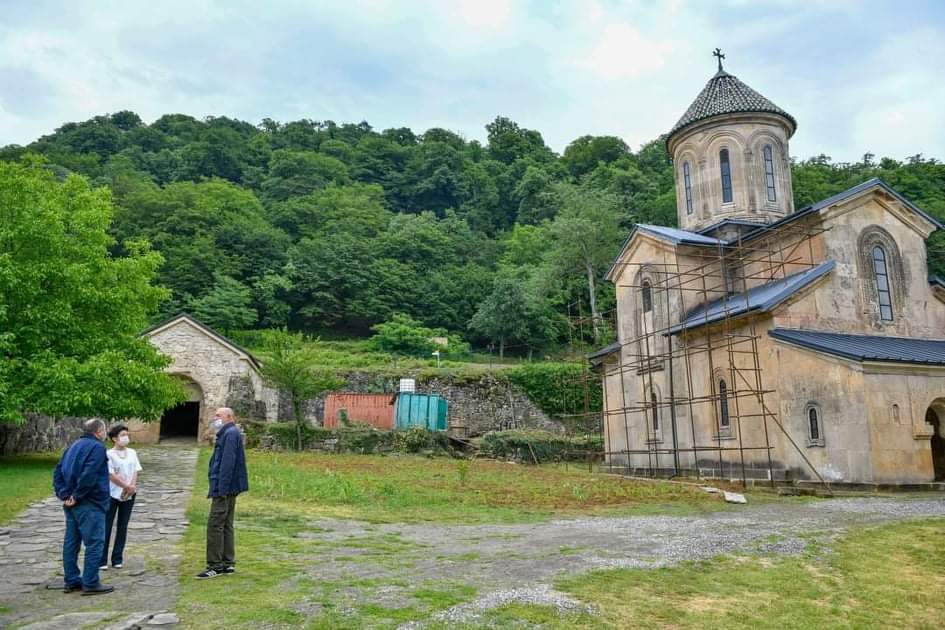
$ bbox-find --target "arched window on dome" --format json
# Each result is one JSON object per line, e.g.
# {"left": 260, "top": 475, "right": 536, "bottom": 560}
{"left": 763, "top": 145, "right": 777, "bottom": 202}
{"left": 719, "top": 149, "right": 733, "bottom": 203}
{"left": 872, "top": 245, "right": 894, "bottom": 321}
{"left": 683, "top": 161, "right": 694, "bottom": 215}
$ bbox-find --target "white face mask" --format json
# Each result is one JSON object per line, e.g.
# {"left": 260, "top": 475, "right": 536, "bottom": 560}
{"left": 211, "top": 418, "right": 224, "bottom": 431}
{"left": 117, "top": 435, "right": 130, "bottom": 446}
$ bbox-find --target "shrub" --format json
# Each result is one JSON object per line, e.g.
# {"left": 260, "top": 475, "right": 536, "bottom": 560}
{"left": 260, "top": 423, "right": 454, "bottom": 456}
{"left": 369, "top": 314, "right": 439, "bottom": 357}
{"left": 505, "top": 363, "right": 602, "bottom": 420}
{"left": 479, "top": 430, "right": 603, "bottom": 464}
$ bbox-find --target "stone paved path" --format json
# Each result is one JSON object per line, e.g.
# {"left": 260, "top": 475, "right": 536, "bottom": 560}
{"left": 0, "top": 446, "right": 198, "bottom": 630}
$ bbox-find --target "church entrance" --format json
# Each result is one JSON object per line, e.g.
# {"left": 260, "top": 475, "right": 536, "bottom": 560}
{"left": 926, "top": 408, "right": 945, "bottom": 482}
{"left": 160, "top": 402, "right": 200, "bottom": 440}
{"left": 160, "top": 377, "right": 204, "bottom": 442}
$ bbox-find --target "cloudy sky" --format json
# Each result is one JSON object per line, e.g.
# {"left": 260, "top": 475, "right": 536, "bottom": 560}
{"left": 1, "top": 0, "right": 943, "bottom": 162}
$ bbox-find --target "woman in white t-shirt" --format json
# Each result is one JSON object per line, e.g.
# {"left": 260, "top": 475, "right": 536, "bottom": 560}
{"left": 100, "top": 424, "right": 142, "bottom": 570}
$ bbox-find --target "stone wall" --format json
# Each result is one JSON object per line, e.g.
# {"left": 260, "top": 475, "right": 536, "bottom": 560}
{"left": 291, "top": 371, "right": 561, "bottom": 436}
{"left": 0, "top": 414, "right": 87, "bottom": 455}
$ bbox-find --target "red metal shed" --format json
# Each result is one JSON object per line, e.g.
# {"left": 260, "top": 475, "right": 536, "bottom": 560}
{"left": 323, "top": 393, "right": 396, "bottom": 430}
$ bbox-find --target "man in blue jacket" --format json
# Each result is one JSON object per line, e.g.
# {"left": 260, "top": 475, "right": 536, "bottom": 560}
{"left": 197, "top": 407, "right": 248, "bottom": 579}
{"left": 52, "top": 419, "right": 114, "bottom": 595}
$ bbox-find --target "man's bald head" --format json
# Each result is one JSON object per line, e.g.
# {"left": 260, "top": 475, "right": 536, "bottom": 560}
{"left": 214, "top": 407, "right": 235, "bottom": 424}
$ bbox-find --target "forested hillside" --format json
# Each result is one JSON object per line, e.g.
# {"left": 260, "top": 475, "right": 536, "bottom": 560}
{"left": 2, "top": 112, "right": 943, "bottom": 355}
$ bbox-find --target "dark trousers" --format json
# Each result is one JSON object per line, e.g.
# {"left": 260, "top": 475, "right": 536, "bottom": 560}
{"left": 206, "top": 494, "right": 237, "bottom": 570}
{"left": 63, "top": 502, "right": 106, "bottom": 589}
{"left": 102, "top": 495, "right": 136, "bottom": 567}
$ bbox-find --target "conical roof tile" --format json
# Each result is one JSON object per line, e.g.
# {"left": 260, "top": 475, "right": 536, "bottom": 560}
{"left": 668, "top": 69, "right": 796, "bottom": 139}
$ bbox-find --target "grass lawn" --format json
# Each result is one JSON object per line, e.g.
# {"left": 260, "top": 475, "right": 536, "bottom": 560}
{"left": 175, "top": 449, "right": 944, "bottom": 629}
{"left": 0, "top": 453, "right": 57, "bottom": 524}
{"left": 175, "top": 449, "right": 721, "bottom": 628}
{"left": 521, "top": 518, "right": 945, "bottom": 629}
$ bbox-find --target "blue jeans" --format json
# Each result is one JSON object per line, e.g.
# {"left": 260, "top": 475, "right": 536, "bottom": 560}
{"left": 102, "top": 495, "right": 135, "bottom": 567}
{"left": 62, "top": 502, "right": 106, "bottom": 589}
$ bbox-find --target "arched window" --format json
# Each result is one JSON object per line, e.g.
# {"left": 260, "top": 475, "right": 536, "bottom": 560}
{"left": 872, "top": 245, "right": 894, "bottom": 321}
{"left": 806, "top": 402, "right": 824, "bottom": 446}
{"left": 763, "top": 145, "right": 777, "bottom": 202}
{"left": 683, "top": 161, "right": 694, "bottom": 215}
{"left": 641, "top": 280, "right": 652, "bottom": 313}
{"left": 718, "top": 379, "right": 730, "bottom": 429}
{"left": 719, "top": 149, "right": 733, "bottom": 204}
{"left": 892, "top": 404, "right": 901, "bottom": 424}
{"left": 650, "top": 390, "right": 660, "bottom": 433}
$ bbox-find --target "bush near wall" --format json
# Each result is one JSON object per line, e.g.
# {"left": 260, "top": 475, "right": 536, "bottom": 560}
{"left": 479, "top": 430, "right": 604, "bottom": 464}
{"left": 260, "top": 423, "right": 454, "bottom": 455}
{"left": 504, "top": 363, "right": 602, "bottom": 420}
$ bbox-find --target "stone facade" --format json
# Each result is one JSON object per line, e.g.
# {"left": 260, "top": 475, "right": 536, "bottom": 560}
{"left": 126, "top": 314, "right": 279, "bottom": 445}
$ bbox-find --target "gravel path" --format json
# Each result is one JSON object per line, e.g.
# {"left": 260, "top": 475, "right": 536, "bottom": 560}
{"left": 296, "top": 494, "right": 945, "bottom": 627}
{"left": 0, "top": 445, "right": 197, "bottom": 630}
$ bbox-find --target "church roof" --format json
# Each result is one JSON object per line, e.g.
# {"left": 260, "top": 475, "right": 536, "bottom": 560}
{"left": 769, "top": 328, "right": 945, "bottom": 365}
{"left": 636, "top": 224, "right": 727, "bottom": 246}
{"left": 667, "top": 260, "right": 835, "bottom": 335}
{"left": 668, "top": 69, "right": 796, "bottom": 140}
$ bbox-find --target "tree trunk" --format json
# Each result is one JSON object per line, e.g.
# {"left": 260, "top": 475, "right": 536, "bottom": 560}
{"left": 499, "top": 337, "right": 505, "bottom": 359}
{"left": 585, "top": 260, "right": 601, "bottom": 342}
{"left": 293, "top": 398, "right": 304, "bottom": 451}
{"left": 528, "top": 346, "right": 534, "bottom": 361}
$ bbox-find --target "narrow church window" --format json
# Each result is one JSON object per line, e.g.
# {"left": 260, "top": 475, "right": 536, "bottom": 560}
{"left": 683, "top": 162, "right": 694, "bottom": 214}
{"left": 719, "top": 149, "right": 733, "bottom": 203}
{"left": 872, "top": 245, "right": 894, "bottom": 321}
{"left": 718, "top": 379, "right": 730, "bottom": 429}
{"left": 642, "top": 280, "right": 652, "bottom": 313}
{"left": 763, "top": 145, "right": 777, "bottom": 202}
{"left": 808, "top": 407, "right": 820, "bottom": 441}
{"left": 650, "top": 391, "right": 660, "bottom": 433}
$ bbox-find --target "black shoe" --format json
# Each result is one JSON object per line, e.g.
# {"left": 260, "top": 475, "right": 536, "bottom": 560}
{"left": 222, "top": 566, "right": 235, "bottom": 574}
{"left": 196, "top": 568, "right": 222, "bottom": 579}
{"left": 81, "top": 583, "right": 114, "bottom": 596}
{"left": 45, "top": 581, "right": 81, "bottom": 593}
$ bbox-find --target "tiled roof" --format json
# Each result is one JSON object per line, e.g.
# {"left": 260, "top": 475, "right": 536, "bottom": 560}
{"left": 769, "top": 329, "right": 945, "bottom": 365}
{"left": 587, "top": 341, "right": 621, "bottom": 363}
{"left": 668, "top": 70, "right": 796, "bottom": 139}
{"left": 667, "top": 260, "right": 835, "bottom": 334}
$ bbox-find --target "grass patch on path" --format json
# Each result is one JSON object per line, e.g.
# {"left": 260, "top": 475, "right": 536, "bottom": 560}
{"left": 245, "top": 450, "right": 719, "bottom": 524}
{"left": 549, "top": 517, "right": 945, "bottom": 629}
{"left": 0, "top": 453, "right": 57, "bottom": 524}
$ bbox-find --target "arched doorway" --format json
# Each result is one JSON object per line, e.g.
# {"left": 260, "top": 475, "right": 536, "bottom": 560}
{"left": 160, "top": 378, "right": 203, "bottom": 442}
{"left": 927, "top": 406, "right": 945, "bottom": 482}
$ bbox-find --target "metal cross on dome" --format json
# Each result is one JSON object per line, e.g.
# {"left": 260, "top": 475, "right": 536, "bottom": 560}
{"left": 713, "top": 48, "right": 725, "bottom": 72}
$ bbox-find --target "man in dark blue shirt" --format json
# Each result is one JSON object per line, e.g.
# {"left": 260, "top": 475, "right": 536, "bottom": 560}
{"left": 197, "top": 407, "right": 249, "bottom": 579}
{"left": 52, "top": 419, "right": 114, "bottom": 595}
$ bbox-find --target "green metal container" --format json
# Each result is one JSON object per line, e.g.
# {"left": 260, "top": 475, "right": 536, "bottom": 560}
{"left": 395, "top": 393, "right": 448, "bottom": 431}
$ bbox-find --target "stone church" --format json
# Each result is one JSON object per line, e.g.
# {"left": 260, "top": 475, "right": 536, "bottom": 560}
{"left": 593, "top": 57, "right": 945, "bottom": 485}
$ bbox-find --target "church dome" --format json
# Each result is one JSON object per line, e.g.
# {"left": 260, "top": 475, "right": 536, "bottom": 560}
{"left": 668, "top": 69, "right": 797, "bottom": 141}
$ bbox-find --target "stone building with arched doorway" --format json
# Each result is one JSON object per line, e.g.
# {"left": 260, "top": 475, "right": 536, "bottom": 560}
{"left": 126, "top": 313, "right": 279, "bottom": 444}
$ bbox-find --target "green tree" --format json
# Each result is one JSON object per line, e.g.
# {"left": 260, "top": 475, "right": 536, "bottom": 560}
{"left": 258, "top": 329, "right": 343, "bottom": 450}
{"left": 369, "top": 314, "right": 439, "bottom": 357}
{"left": 544, "top": 183, "right": 626, "bottom": 342}
{"left": 187, "top": 274, "right": 256, "bottom": 332}
{"left": 0, "top": 159, "right": 185, "bottom": 423}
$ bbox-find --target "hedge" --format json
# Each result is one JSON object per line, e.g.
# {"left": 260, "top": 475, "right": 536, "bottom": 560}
{"left": 479, "top": 430, "right": 604, "bottom": 464}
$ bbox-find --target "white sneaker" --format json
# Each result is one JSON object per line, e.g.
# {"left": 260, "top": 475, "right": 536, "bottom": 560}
{"left": 100, "top": 565, "right": 108, "bottom": 570}
{"left": 112, "top": 563, "right": 123, "bottom": 569}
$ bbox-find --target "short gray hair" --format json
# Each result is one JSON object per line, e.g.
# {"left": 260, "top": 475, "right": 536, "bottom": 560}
{"left": 83, "top": 419, "right": 105, "bottom": 434}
